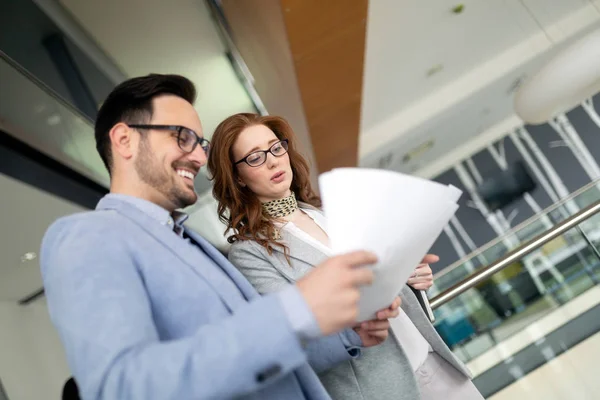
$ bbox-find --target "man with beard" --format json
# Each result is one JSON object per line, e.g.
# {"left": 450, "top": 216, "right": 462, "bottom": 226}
{"left": 40, "top": 74, "right": 393, "bottom": 400}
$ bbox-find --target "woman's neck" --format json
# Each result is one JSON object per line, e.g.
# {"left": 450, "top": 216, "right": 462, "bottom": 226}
{"left": 261, "top": 192, "right": 298, "bottom": 219}
{"left": 282, "top": 208, "right": 303, "bottom": 222}
{"left": 258, "top": 189, "right": 292, "bottom": 204}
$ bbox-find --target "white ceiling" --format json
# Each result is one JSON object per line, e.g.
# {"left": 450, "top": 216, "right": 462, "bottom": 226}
{"left": 0, "top": 173, "right": 85, "bottom": 302}
{"left": 360, "top": 0, "right": 600, "bottom": 176}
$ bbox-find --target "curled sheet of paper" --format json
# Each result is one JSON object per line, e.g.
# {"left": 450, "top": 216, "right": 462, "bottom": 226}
{"left": 319, "top": 168, "right": 462, "bottom": 321}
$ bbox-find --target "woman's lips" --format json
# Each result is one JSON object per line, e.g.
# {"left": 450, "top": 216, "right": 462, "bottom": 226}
{"left": 271, "top": 171, "right": 286, "bottom": 183}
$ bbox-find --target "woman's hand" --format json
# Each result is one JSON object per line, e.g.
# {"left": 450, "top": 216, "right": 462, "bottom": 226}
{"left": 407, "top": 254, "right": 438, "bottom": 290}
{"left": 353, "top": 296, "right": 401, "bottom": 347}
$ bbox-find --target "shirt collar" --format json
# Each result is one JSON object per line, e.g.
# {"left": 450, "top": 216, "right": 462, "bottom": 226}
{"left": 106, "top": 193, "right": 189, "bottom": 231}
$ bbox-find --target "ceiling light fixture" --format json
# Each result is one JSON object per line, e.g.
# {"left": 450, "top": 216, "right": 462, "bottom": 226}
{"left": 426, "top": 64, "right": 444, "bottom": 77}
{"left": 402, "top": 140, "right": 434, "bottom": 164}
{"left": 515, "top": 28, "right": 600, "bottom": 124}
{"left": 378, "top": 153, "right": 394, "bottom": 168}
{"left": 21, "top": 252, "right": 37, "bottom": 263}
{"left": 452, "top": 4, "right": 465, "bottom": 14}
{"left": 47, "top": 114, "right": 61, "bottom": 126}
{"left": 507, "top": 75, "right": 526, "bottom": 95}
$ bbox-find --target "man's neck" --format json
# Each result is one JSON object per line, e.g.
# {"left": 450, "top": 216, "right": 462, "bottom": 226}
{"left": 110, "top": 177, "right": 175, "bottom": 213}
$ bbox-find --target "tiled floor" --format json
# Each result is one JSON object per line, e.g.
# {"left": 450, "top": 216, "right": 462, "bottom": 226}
{"left": 488, "top": 332, "right": 600, "bottom": 400}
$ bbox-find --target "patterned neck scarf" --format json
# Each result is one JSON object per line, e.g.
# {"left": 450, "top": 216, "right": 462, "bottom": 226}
{"left": 262, "top": 192, "right": 298, "bottom": 218}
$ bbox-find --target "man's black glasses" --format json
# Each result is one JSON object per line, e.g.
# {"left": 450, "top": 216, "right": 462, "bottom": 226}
{"left": 128, "top": 125, "right": 210, "bottom": 155}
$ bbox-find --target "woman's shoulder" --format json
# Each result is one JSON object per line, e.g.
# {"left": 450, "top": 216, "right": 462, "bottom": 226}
{"left": 228, "top": 238, "right": 267, "bottom": 259}
{"left": 229, "top": 237, "right": 259, "bottom": 252}
{"left": 228, "top": 238, "right": 278, "bottom": 272}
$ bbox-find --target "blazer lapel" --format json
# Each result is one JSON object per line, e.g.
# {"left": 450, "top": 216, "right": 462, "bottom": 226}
{"left": 184, "top": 229, "right": 258, "bottom": 300}
{"left": 274, "top": 229, "right": 329, "bottom": 277}
{"left": 97, "top": 197, "right": 245, "bottom": 312}
{"left": 399, "top": 285, "right": 471, "bottom": 375}
{"left": 399, "top": 286, "right": 446, "bottom": 352}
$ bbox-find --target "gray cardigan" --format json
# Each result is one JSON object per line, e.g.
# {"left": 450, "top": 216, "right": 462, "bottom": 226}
{"left": 228, "top": 215, "right": 472, "bottom": 400}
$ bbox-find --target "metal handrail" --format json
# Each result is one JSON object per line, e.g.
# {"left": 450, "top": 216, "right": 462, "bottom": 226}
{"left": 436, "top": 178, "right": 600, "bottom": 279}
{"left": 430, "top": 200, "right": 600, "bottom": 309}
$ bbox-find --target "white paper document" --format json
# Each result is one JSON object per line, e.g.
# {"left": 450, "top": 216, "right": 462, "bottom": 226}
{"left": 319, "top": 168, "right": 462, "bottom": 321}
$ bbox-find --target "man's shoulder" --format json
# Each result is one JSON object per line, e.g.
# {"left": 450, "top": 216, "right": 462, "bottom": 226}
{"left": 42, "top": 209, "right": 126, "bottom": 249}
{"left": 47, "top": 209, "right": 120, "bottom": 233}
{"left": 40, "top": 210, "right": 133, "bottom": 276}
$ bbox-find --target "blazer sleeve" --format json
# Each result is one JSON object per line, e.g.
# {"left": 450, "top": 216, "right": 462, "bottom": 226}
{"left": 41, "top": 217, "right": 311, "bottom": 400}
{"left": 229, "top": 242, "right": 362, "bottom": 373}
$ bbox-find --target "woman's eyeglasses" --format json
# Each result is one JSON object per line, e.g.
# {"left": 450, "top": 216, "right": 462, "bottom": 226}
{"left": 234, "top": 139, "right": 289, "bottom": 167}
{"left": 128, "top": 124, "right": 210, "bottom": 155}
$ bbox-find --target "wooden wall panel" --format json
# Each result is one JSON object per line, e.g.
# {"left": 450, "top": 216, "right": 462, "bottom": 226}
{"left": 219, "top": 0, "right": 319, "bottom": 185}
{"left": 220, "top": 0, "right": 368, "bottom": 173}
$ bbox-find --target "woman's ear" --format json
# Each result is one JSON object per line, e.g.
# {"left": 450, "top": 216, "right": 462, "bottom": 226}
{"left": 237, "top": 177, "right": 247, "bottom": 187}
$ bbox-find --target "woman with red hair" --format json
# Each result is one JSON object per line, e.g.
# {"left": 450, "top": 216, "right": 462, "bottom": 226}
{"left": 207, "top": 113, "right": 482, "bottom": 400}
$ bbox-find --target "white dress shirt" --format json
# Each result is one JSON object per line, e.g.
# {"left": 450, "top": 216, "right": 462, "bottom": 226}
{"left": 281, "top": 207, "right": 432, "bottom": 371}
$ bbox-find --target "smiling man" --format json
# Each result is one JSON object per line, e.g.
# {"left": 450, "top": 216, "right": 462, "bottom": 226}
{"left": 40, "top": 74, "right": 385, "bottom": 400}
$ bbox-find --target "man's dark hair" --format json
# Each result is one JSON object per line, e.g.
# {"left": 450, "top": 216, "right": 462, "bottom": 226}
{"left": 95, "top": 74, "right": 197, "bottom": 174}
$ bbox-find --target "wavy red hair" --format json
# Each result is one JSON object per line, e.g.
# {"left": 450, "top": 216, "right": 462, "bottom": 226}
{"left": 207, "top": 113, "right": 321, "bottom": 254}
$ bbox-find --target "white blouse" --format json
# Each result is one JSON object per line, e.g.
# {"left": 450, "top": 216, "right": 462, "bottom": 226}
{"left": 280, "top": 207, "right": 432, "bottom": 371}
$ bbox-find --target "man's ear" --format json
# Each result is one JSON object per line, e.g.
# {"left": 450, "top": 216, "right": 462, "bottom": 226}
{"left": 109, "top": 123, "right": 135, "bottom": 161}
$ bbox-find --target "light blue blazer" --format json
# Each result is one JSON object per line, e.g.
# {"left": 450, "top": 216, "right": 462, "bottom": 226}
{"left": 40, "top": 195, "right": 349, "bottom": 400}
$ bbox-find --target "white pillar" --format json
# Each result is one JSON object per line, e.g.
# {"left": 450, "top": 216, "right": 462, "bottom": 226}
{"left": 581, "top": 97, "right": 600, "bottom": 129}
{"left": 449, "top": 216, "right": 489, "bottom": 267}
{"left": 442, "top": 225, "right": 476, "bottom": 274}
{"left": 549, "top": 113, "right": 600, "bottom": 180}
{"left": 511, "top": 127, "right": 579, "bottom": 216}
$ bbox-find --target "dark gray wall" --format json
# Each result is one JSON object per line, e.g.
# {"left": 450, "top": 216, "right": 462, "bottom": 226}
{"left": 430, "top": 93, "right": 600, "bottom": 272}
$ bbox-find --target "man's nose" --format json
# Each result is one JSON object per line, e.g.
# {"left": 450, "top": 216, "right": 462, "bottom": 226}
{"left": 187, "top": 144, "right": 208, "bottom": 167}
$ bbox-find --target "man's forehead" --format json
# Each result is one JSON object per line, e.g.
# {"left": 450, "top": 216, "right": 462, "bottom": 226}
{"left": 151, "top": 95, "right": 203, "bottom": 133}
